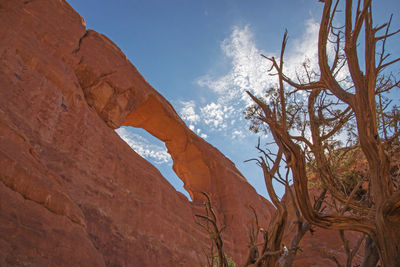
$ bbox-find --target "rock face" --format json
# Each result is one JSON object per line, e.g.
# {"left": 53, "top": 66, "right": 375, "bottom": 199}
{"left": 0, "top": 0, "right": 272, "bottom": 265}
{"left": 73, "top": 27, "right": 275, "bottom": 260}
{"left": 0, "top": 0, "right": 362, "bottom": 266}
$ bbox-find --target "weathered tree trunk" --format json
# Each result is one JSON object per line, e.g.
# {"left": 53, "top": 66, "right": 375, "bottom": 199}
{"left": 258, "top": 208, "right": 287, "bottom": 267}
{"left": 354, "top": 93, "right": 400, "bottom": 266}
{"left": 246, "top": 0, "right": 400, "bottom": 265}
{"left": 281, "top": 221, "right": 311, "bottom": 267}
{"left": 374, "top": 218, "right": 400, "bottom": 266}
{"left": 252, "top": 149, "right": 288, "bottom": 267}
{"left": 361, "top": 236, "right": 379, "bottom": 267}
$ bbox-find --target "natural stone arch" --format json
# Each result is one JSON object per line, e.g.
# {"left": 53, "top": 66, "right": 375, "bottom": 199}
{"left": 74, "top": 30, "right": 214, "bottom": 201}
{"left": 123, "top": 94, "right": 212, "bottom": 201}
{"left": 73, "top": 28, "right": 275, "bottom": 261}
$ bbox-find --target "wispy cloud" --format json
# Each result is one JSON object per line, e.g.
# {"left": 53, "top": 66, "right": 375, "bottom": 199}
{"left": 116, "top": 127, "right": 171, "bottom": 164}
{"left": 180, "top": 100, "right": 200, "bottom": 124}
{"left": 196, "top": 20, "right": 321, "bottom": 137}
{"left": 197, "top": 25, "right": 275, "bottom": 105}
{"left": 285, "top": 19, "right": 320, "bottom": 77}
{"left": 175, "top": 19, "right": 321, "bottom": 141}
{"left": 178, "top": 100, "right": 208, "bottom": 139}
{"left": 200, "top": 102, "right": 234, "bottom": 130}
{"left": 199, "top": 19, "right": 322, "bottom": 99}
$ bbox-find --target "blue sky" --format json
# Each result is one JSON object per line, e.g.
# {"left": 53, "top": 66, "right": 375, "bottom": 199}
{"left": 67, "top": 0, "right": 400, "bottom": 200}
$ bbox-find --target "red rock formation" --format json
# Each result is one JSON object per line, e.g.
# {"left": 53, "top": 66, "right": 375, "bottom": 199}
{"left": 0, "top": 0, "right": 363, "bottom": 266}
{"left": 0, "top": 0, "right": 273, "bottom": 265}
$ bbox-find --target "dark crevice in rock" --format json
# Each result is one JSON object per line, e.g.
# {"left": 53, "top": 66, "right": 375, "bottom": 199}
{"left": 72, "top": 30, "right": 89, "bottom": 54}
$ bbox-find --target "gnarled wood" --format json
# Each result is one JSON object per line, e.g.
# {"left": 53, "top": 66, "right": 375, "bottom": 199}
{"left": 246, "top": 1, "right": 400, "bottom": 265}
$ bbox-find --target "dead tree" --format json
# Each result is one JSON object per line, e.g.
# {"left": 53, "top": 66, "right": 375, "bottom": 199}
{"left": 246, "top": 0, "right": 400, "bottom": 265}
{"left": 243, "top": 206, "right": 262, "bottom": 266}
{"left": 195, "top": 192, "right": 229, "bottom": 267}
{"left": 361, "top": 235, "right": 380, "bottom": 267}
{"left": 246, "top": 140, "right": 327, "bottom": 267}
{"left": 245, "top": 141, "right": 287, "bottom": 267}
{"left": 330, "top": 191, "right": 367, "bottom": 267}
{"left": 282, "top": 189, "right": 327, "bottom": 267}
{"left": 339, "top": 230, "right": 365, "bottom": 267}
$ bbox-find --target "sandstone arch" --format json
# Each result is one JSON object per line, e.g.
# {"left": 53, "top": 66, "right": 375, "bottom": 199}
{"left": 73, "top": 28, "right": 274, "bottom": 260}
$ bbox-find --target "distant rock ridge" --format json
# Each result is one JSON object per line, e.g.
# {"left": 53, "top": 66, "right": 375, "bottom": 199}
{"left": 0, "top": 0, "right": 359, "bottom": 266}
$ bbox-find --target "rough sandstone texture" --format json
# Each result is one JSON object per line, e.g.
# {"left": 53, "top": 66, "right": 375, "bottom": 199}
{"left": 0, "top": 0, "right": 361, "bottom": 266}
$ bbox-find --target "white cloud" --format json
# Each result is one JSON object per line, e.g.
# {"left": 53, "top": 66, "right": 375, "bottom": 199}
{"left": 195, "top": 128, "right": 208, "bottom": 139}
{"left": 193, "top": 25, "right": 276, "bottom": 139}
{"left": 193, "top": 20, "right": 321, "bottom": 138}
{"left": 175, "top": 19, "right": 322, "bottom": 143}
{"left": 286, "top": 19, "right": 320, "bottom": 78}
{"left": 284, "top": 19, "right": 350, "bottom": 88}
{"left": 200, "top": 102, "right": 235, "bottom": 130}
{"left": 177, "top": 100, "right": 209, "bottom": 138}
{"left": 197, "top": 25, "right": 275, "bottom": 105}
{"left": 116, "top": 127, "right": 171, "bottom": 164}
{"left": 194, "top": 25, "right": 276, "bottom": 138}
{"left": 232, "top": 130, "right": 245, "bottom": 139}
{"left": 198, "top": 20, "right": 322, "bottom": 98}
{"left": 179, "top": 100, "right": 200, "bottom": 124}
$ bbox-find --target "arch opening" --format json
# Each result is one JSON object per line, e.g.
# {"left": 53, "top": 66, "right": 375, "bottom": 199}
{"left": 116, "top": 126, "right": 192, "bottom": 201}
